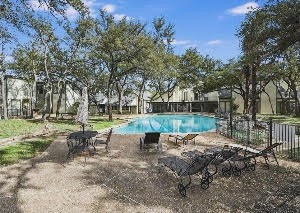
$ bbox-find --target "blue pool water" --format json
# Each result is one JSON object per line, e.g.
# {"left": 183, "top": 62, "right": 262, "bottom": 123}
{"left": 114, "top": 114, "right": 216, "bottom": 134}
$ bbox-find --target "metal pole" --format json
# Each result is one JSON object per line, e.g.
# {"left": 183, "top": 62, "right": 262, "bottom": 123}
{"left": 230, "top": 88, "right": 233, "bottom": 138}
{"left": 269, "top": 118, "right": 273, "bottom": 146}
{"left": 246, "top": 116, "right": 250, "bottom": 145}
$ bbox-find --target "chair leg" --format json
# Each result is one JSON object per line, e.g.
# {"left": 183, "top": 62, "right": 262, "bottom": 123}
{"left": 272, "top": 151, "right": 279, "bottom": 166}
{"left": 178, "top": 176, "right": 192, "bottom": 197}
{"left": 263, "top": 155, "right": 270, "bottom": 169}
{"left": 140, "top": 138, "right": 144, "bottom": 151}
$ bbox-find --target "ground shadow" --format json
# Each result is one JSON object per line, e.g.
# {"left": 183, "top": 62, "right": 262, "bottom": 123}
{"left": 82, "top": 134, "right": 300, "bottom": 212}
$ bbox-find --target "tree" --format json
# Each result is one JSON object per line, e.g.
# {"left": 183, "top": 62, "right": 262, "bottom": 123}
{"left": 150, "top": 53, "right": 180, "bottom": 111}
{"left": 11, "top": 42, "right": 44, "bottom": 117}
{"left": 91, "top": 11, "right": 151, "bottom": 120}
{"left": 279, "top": 45, "right": 300, "bottom": 116}
{"left": 238, "top": 0, "right": 300, "bottom": 119}
{"left": 0, "top": 31, "right": 13, "bottom": 119}
{"left": 148, "top": 17, "right": 179, "bottom": 112}
{"left": 179, "top": 48, "right": 222, "bottom": 111}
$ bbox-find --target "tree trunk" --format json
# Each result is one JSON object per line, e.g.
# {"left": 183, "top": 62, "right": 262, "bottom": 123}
{"left": 251, "top": 65, "right": 257, "bottom": 121}
{"left": 264, "top": 90, "right": 275, "bottom": 115}
{"left": 48, "top": 86, "right": 53, "bottom": 118}
{"left": 118, "top": 89, "right": 123, "bottom": 114}
{"left": 42, "top": 90, "right": 50, "bottom": 120}
{"left": 137, "top": 94, "right": 141, "bottom": 114}
{"left": 244, "top": 66, "right": 250, "bottom": 114}
{"left": 290, "top": 81, "right": 300, "bottom": 117}
{"left": 56, "top": 82, "right": 64, "bottom": 119}
{"left": 107, "top": 85, "right": 113, "bottom": 121}
{"left": 1, "top": 75, "right": 7, "bottom": 119}
{"left": 30, "top": 79, "right": 37, "bottom": 118}
{"left": 137, "top": 80, "right": 145, "bottom": 114}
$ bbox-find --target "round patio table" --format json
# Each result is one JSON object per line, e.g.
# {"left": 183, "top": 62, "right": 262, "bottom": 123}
{"left": 68, "top": 130, "right": 98, "bottom": 151}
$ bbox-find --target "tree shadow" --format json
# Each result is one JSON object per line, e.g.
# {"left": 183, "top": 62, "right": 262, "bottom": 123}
{"left": 81, "top": 134, "right": 300, "bottom": 212}
{"left": 0, "top": 136, "right": 69, "bottom": 212}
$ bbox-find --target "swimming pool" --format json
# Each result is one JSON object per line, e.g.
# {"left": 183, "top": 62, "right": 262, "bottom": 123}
{"left": 114, "top": 114, "right": 216, "bottom": 134}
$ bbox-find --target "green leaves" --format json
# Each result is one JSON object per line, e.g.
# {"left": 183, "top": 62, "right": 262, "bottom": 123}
{"left": 238, "top": 0, "right": 300, "bottom": 61}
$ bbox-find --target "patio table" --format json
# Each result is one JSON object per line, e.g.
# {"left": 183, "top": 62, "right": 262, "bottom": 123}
{"left": 68, "top": 131, "right": 98, "bottom": 154}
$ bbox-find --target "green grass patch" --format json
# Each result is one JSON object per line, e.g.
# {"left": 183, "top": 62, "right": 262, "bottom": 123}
{"left": 258, "top": 115, "right": 300, "bottom": 125}
{"left": 88, "top": 117, "right": 125, "bottom": 130}
{"left": 0, "top": 117, "right": 125, "bottom": 139}
{"left": 0, "top": 136, "right": 55, "bottom": 165}
{"left": 0, "top": 119, "right": 44, "bottom": 139}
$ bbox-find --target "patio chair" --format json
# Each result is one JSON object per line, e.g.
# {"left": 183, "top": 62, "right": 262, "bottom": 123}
{"left": 196, "top": 145, "right": 244, "bottom": 177}
{"left": 140, "top": 132, "right": 162, "bottom": 151}
{"left": 168, "top": 133, "right": 198, "bottom": 145}
{"left": 158, "top": 153, "right": 217, "bottom": 197}
{"left": 94, "top": 128, "right": 113, "bottom": 152}
{"left": 229, "top": 142, "right": 282, "bottom": 170}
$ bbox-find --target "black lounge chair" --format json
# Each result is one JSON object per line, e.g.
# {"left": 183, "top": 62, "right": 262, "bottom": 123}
{"left": 140, "top": 132, "right": 162, "bottom": 151}
{"left": 168, "top": 133, "right": 198, "bottom": 145}
{"left": 199, "top": 145, "right": 243, "bottom": 177}
{"left": 158, "top": 153, "right": 217, "bottom": 197}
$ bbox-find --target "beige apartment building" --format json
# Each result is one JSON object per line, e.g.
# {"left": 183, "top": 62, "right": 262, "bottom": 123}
{"left": 219, "top": 81, "right": 298, "bottom": 115}
{"left": 0, "top": 76, "right": 79, "bottom": 118}
{"left": 149, "top": 80, "right": 298, "bottom": 115}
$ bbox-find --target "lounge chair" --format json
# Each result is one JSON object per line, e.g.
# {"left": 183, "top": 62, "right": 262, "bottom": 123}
{"left": 229, "top": 142, "right": 283, "bottom": 170}
{"left": 183, "top": 145, "right": 242, "bottom": 177}
{"left": 94, "top": 128, "right": 113, "bottom": 152}
{"left": 140, "top": 132, "right": 162, "bottom": 151}
{"left": 168, "top": 133, "right": 198, "bottom": 145}
{"left": 158, "top": 153, "right": 217, "bottom": 197}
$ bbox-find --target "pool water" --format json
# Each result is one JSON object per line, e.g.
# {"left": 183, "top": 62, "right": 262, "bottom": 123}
{"left": 114, "top": 114, "right": 216, "bottom": 134}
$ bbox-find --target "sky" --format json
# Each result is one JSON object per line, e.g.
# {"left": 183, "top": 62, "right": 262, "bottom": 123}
{"left": 7, "top": 0, "right": 262, "bottom": 63}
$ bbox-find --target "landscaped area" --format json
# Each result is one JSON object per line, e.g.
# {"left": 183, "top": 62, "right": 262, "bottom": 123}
{"left": 0, "top": 131, "right": 299, "bottom": 212}
{"left": 1, "top": 0, "right": 299, "bottom": 212}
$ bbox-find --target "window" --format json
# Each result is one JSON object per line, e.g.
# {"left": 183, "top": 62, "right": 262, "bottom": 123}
{"left": 183, "top": 92, "right": 188, "bottom": 101}
{"left": 37, "top": 85, "right": 44, "bottom": 95}
{"left": 194, "top": 93, "right": 199, "bottom": 101}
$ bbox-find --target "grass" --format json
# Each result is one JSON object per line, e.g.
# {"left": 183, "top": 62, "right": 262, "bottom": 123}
{"left": 0, "top": 119, "right": 44, "bottom": 139}
{"left": 88, "top": 117, "right": 124, "bottom": 130}
{"left": 258, "top": 115, "right": 300, "bottom": 125}
{"left": 0, "top": 116, "right": 125, "bottom": 139}
{"left": 0, "top": 136, "right": 55, "bottom": 165}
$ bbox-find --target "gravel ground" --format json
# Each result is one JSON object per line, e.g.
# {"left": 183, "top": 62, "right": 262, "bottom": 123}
{"left": 0, "top": 132, "right": 299, "bottom": 213}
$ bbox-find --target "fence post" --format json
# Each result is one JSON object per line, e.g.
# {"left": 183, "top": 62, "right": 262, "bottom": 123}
{"left": 269, "top": 118, "right": 273, "bottom": 146}
{"left": 229, "top": 112, "right": 233, "bottom": 138}
{"left": 246, "top": 116, "right": 250, "bottom": 145}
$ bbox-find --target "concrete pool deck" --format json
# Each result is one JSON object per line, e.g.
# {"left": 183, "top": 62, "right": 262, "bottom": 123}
{"left": 0, "top": 132, "right": 299, "bottom": 212}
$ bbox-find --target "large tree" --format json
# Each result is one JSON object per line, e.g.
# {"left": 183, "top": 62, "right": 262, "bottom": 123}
{"left": 91, "top": 11, "right": 151, "bottom": 120}
{"left": 238, "top": 0, "right": 300, "bottom": 119}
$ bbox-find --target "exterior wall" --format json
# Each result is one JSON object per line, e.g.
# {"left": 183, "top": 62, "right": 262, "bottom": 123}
{"left": 219, "top": 100, "right": 231, "bottom": 113}
{"left": 6, "top": 78, "right": 32, "bottom": 109}
{"left": 152, "top": 87, "right": 218, "bottom": 103}
{"left": 205, "top": 91, "right": 218, "bottom": 101}
{"left": 153, "top": 87, "right": 194, "bottom": 102}
{"left": 232, "top": 92, "right": 244, "bottom": 114}
{"left": 65, "top": 84, "right": 80, "bottom": 113}
{"left": 260, "top": 82, "right": 277, "bottom": 114}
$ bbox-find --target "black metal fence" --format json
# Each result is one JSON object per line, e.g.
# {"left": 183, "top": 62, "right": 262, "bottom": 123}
{"left": 0, "top": 108, "right": 32, "bottom": 119}
{"left": 216, "top": 117, "right": 300, "bottom": 161}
